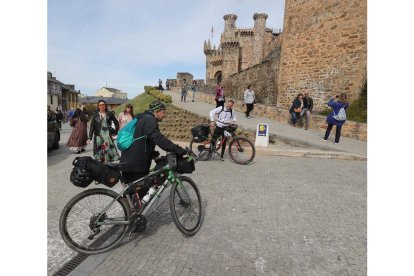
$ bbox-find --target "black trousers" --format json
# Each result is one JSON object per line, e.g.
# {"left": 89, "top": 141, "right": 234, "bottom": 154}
{"left": 210, "top": 126, "right": 227, "bottom": 158}
{"left": 324, "top": 124, "right": 342, "bottom": 143}
{"left": 245, "top": 103, "right": 254, "bottom": 117}
{"left": 122, "top": 171, "right": 149, "bottom": 198}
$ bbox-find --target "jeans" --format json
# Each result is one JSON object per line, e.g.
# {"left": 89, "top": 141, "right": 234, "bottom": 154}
{"left": 324, "top": 124, "right": 342, "bottom": 143}
{"left": 300, "top": 108, "right": 311, "bottom": 128}
{"left": 192, "top": 89, "right": 196, "bottom": 101}
{"left": 291, "top": 112, "right": 300, "bottom": 125}
{"left": 181, "top": 92, "right": 187, "bottom": 102}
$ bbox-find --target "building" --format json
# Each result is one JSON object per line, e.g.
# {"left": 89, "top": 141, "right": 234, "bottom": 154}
{"left": 78, "top": 96, "right": 128, "bottom": 111}
{"left": 204, "top": 1, "right": 367, "bottom": 111}
{"left": 47, "top": 72, "right": 80, "bottom": 111}
{"left": 95, "top": 87, "right": 128, "bottom": 99}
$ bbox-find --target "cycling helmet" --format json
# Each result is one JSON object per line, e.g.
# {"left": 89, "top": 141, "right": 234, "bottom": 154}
{"left": 148, "top": 100, "right": 166, "bottom": 112}
{"left": 70, "top": 167, "right": 93, "bottom": 188}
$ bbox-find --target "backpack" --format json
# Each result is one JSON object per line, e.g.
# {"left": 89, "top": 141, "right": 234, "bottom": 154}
{"left": 218, "top": 106, "right": 232, "bottom": 118}
{"left": 116, "top": 114, "right": 147, "bottom": 151}
{"left": 333, "top": 107, "right": 346, "bottom": 121}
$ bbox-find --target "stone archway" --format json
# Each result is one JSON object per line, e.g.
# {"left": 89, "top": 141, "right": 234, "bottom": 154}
{"left": 214, "top": 71, "right": 222, "bottom": 84}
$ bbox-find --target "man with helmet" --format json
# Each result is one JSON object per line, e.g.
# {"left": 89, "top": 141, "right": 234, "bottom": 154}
{"left": 120, "top": 100, "right": 187, "bottom": 195}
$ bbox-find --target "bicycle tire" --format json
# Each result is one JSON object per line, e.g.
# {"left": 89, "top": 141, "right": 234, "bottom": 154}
{"left": 59, "top": 188, "right": 131, "bottom": 255}
{"left": 228, "top": 137, "right": 256, "bottom": 165}
{"left": 169, "top": 176, "right": 203, "bottom": 236}
{"left": 189, "top": 139, "right": 211, "bottom": 161}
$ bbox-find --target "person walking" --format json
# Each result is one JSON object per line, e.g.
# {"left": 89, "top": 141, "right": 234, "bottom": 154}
{"left": 66, "top": 108, "right": 88, "bottom": 154}
{"left": 55, "top": 108, "right": 63, "bottom": 130}
{"left": 300, "top": 92, "right": 314, "bottom": 130}
{"left": 243, "top": 84, "right": 255, "bottom": 119}
{"left": 120, "top": 100, "right": 187, "bottom": 201}
{"left": 289, "top": 93, "right": 303, "bottom": 127}
{"left": 322, "top": 93, "right": 349, "bottom": 144}
{"left": 191, "top": 80, "right": 197, "bottom": 102}
{"left": 215, "top": 83, "right": 225, "bottom": 108}
{"left": 181, "top": 79, "right": 188, "bottom": 102}
{"left": 87, "top": 100, "right": 120, "bottom": 163}
{"left": 118, "top": 104, "right": 134, "bottom": 130}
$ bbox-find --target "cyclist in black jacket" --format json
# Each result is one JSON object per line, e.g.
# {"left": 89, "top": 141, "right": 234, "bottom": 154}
{"left": 120, "top": 100, "right": 187, "bottom": 193}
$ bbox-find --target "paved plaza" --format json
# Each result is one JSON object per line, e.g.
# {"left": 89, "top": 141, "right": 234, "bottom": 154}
{"left": 48, "top": 123, "right": 366, "bottom": 275}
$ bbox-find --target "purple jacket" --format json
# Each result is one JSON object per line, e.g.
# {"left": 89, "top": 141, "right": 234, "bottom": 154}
{"left": 326, "top": 98, "right": 349, "bottom": 126}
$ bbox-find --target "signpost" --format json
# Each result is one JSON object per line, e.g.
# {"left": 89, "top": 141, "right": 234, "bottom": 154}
{"left": 255, "top": 123, "right": 269, "bottom": 147}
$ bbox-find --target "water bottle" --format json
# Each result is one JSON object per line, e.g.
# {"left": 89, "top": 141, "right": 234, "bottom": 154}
{"left": 142, "top": 186, "right": 157, "bottom": 203}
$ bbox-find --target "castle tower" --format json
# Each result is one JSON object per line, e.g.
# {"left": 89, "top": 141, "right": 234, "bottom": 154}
{"left": 223, "top": 14, "right": 237, "bottom": 36}
{"left": 253, "top": 13, "right": 268, "bottom": 66}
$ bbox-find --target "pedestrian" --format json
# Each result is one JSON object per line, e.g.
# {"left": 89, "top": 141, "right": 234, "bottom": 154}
{"left": 166, "top": 80, "right": 170, "bottom": 90}
{"left": 191, "top": 80, "right": 197, "bottom": 102}
{"left": 300, "top": 92, "right": 314, "bottom": 130}
{"left": 158, "top": 79, "right": 163, "bottom": 91}
{"left": 87, "top": 99, "right": 120, "bottom": 163}
{"left": 322, "top": 93, "right": 349, "bottom": 144}
{"left": 243, "top": 84, "right": 255, "bottom": 119}
{"left": 63, "top": 109, "right": 68, "bottom": 123}
{"left": 181, "top": 79, "right": 188, "bottom": 102}
{"left": 289, "top": 93, "right": 303, "bottom": 127}
{"left": 55, "top": 108, "right": 63, "bottom": 129}
{"left": 118, "top": 104, "right": 134, "bottom": 130}
{"left": 47, "top": 105, "right": 56, "bottom": 122}
{"left": 67, "top": 108, "right": 88, "bottom": 154}
{"left": 120, "top": 100, "right": 187, "bottom": 202}
{"left": 68, "top": 108, "right": 75, "bottom": 120}
{"left": 215, "top": 83, "right": 225, "bottom": 108}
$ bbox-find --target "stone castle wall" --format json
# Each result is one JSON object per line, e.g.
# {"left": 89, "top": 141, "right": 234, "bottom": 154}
{"left": 277, "top": 0, "right": 367, "bottom": 111}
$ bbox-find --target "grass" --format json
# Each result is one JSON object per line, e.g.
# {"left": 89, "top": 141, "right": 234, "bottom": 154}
{"left": 113, "top": 92, "right": 157, "bottom": 115}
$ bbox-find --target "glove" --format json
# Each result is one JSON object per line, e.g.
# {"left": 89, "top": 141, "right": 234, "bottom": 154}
{"left": 176, "top": 147, "right": 187, "bottom": 157}
{"left": 152, "top": 150, "right": 160, "bottom": 159}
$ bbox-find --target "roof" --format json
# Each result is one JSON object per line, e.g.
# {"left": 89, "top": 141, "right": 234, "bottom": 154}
{"left": 47, "top": 75, "right": 64, "bottom": 85}
{"left": 102, "top": 87, "right": 123, "bottom": 93}
{"left": 79, "top": 96, "right": 128, "bottom": 105}
{"left": 61, "top": 84, "right": 79, "bottom": 93}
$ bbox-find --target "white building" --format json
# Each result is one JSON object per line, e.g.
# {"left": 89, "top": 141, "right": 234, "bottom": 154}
{"left": 95, "top": 87, "right": 128, "bottom": 99}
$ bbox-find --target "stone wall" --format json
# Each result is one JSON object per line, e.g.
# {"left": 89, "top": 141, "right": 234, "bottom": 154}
{"left": 224, "top": 55, "right": 279, "bottom": 105}
{"left": 181, "top": 90, "right": 367, "bottom": 141}
{"left": 277, "top": 0, "right": 367, "bottom": 111}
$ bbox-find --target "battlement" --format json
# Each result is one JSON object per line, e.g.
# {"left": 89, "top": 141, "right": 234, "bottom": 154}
{"left": 253, "top": 13, "right": 268, "bottom": 20}
{"left": 223, "top": 14, "right": 238, "bottom": 20}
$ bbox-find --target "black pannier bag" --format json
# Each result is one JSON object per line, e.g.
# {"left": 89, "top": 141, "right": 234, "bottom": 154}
{"left": 191, "top": 124, "right": 209, "bottom": 142}
{"left": 71, "top": 156, "right": 121, "bottom": 188}
{"left": 176, "top": 157, "right": 195, "bottom": 174}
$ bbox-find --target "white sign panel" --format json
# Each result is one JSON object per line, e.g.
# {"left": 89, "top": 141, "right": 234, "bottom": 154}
{"left": 255, "top": 123, "right": 269, "bottom": 147}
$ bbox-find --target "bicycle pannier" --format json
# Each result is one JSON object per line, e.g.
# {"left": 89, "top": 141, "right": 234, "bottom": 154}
{"left": 71, "top": 156, "right": 120, "bottom": 188}
{"left": 176, "top": 157, "right": 195, "bottom": 174}
{"left": 191, "top": 124, "right": 209, "bottom": 142}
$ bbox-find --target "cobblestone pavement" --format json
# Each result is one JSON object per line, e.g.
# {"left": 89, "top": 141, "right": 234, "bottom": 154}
{"left": 49, "top": 124, "right": 366, "bottom": 275}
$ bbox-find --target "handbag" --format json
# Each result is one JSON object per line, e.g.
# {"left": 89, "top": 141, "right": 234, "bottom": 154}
{"left": 293, "top": 107, "right": 302, "bottom": 113}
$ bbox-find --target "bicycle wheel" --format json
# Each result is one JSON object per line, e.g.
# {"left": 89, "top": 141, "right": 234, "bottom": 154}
{"left": 228, "top": 137, "right": 256, "bottom": 165}
{"left": 189, "top": 139, "right": 211, "bottom": 161}
{"left": 59, "top": 188, "right": 131, "bottom": 255}
{"left": 169, "top": 176, "right": 203, "bottom": 236}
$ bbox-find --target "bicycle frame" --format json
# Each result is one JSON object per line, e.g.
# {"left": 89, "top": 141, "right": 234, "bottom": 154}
{"left": 92, "top": 163, "right": 187, "bottom": 227}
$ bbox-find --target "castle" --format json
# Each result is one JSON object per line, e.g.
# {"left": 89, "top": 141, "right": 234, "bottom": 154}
{"left": 202, "top": 0, "right": 367, "bottom": 112}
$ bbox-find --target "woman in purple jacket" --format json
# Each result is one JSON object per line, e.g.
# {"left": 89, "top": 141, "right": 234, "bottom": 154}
{"left": 322, "top": 93, "right": 349, "bottom": 144}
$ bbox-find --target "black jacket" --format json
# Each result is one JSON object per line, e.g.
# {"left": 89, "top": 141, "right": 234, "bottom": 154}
{"left": 120, "top": 111, "right": 185, "bottom": 174}
{"left": 88, "top": 111, "right": 119, "bottom": 140}
{"left": 289, "top": 98, "right": 302, "bottom": 113}
{"left": 303, "top": 97, "right": 313, "bottom": 111}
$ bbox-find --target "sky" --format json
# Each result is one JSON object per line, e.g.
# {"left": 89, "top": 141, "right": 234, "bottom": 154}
{"left": 48, "top": 0, "right": 285, "bottom": 98}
